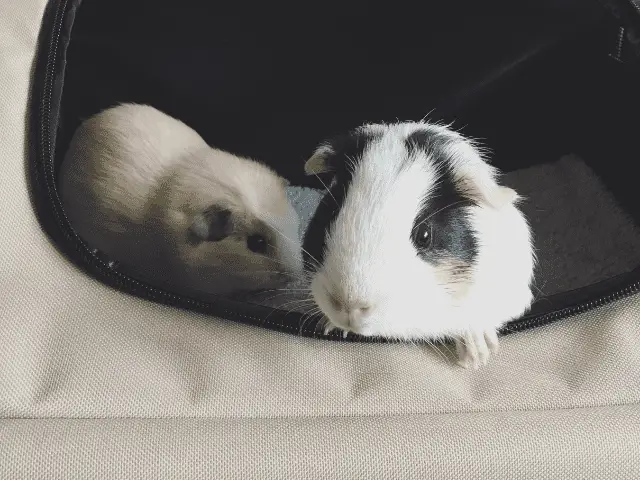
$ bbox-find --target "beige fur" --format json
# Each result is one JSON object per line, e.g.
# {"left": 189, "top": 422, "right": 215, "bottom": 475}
{"left": 59, "top": 103, "right": 302, "bottom": 297}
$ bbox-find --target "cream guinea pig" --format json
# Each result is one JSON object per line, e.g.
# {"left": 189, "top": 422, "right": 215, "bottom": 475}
{"left": 59, "top": 103, "right": 303, "bottom": 297}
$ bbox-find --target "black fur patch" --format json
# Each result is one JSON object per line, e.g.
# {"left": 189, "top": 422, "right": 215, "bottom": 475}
{"left": 407, "top": 130, "right": 479, "bottom": 265}
{"left": 188, "top": 205, "right": 233, "bottom": 244}
{"left": 320, "top": 128, "right": 382, "bottom": 182}
{"left": 404, "top": 127, "right": 454, "bottom": 166}
{"left": 304, "top": 125, "right": 478, "bottom": 271}
{"left": 302, "top": 128, "right": 381, "bottom": 270}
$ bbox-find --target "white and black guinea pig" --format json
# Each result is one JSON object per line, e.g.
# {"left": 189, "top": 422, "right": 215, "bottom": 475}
{"left": 59, "top": 103, "right": 303, "bottom": 297}
{"left": 302, "top": 122, "right": 535, "bottom": 369}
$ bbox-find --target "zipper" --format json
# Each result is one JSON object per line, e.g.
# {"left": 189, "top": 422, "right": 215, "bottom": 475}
{"left": 33, "top": 0, "right": 640, "bottom": 344}
{"left": 502, "top": 280, "right": 640, "bottom": 335}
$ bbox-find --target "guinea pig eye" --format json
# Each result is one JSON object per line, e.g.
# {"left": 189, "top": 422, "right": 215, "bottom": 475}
{"left": 413, "top": 222, "right": 432, "bottom": 249}
{"left": 247, "top": 234, "right": 268, "bottom": 254}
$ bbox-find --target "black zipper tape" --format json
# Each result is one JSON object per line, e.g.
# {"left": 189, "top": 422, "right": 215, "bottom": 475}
{"left": 28, "top": 0, "right": 640, "bottom": 345}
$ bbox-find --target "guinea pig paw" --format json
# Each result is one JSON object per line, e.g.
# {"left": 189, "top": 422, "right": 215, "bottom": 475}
{"left": 455, "top": 329, "right": 500, "bottom": 370}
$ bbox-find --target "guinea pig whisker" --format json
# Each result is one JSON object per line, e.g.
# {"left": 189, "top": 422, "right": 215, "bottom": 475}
{"left": 259, "top": 246, "right": 307, "bottom": 270}
{"left": 248, "top": 269, "right": 299, "bottom": 276}
{"left": 282, "top": 304, "right": 316, "bottom": 317}
{"left": 300, "top": 257, "right": 318, "bottom": 268}
{"left": 268, "top": 287, "right": 312, "bottom": 292}
{"left": 300, "top": 248, "right": 323, "bottom": 271}
{"left": 420, "top": 108, "right": 437, "bottom": 123}
{"left": 276, "top": 298, "right": 317, "bottom": 311}
{"left": 313, "top": 173, "right": 338, "bottom": 207}
{"left": 272, "top": 267, "right": 312, "bottom": 285}
{"left": 440, "top": 341, "right": 456, "bottom": 359}
{"left": 284, "top": 307, "right": 318, "bottom": 326}
{"left": 344, "top": 154, "right": 358, "bottom": 175}
{"left": 249, "top": 292, "right": 290, "bottom": 303}
{"left": 257, "top": 296, "right": 315, "bottom": 325}
{"left": 256, "top": 288, "right": 312, "bottom": 299}
{"left": 262, "top": 305, "right": 312, "bottom": 323}
{"left": 299, "top": 307, "right": 323, "bottom": 334}
{"left": 260, "top": 291, "right": 312, "bottom": 303}
{"left": 242, "top": 257, "right": 311, "bottom": 281}
{"left": 427, "top": 339, "right": 450, "bottom": 364}
{"left": 301, "top": 261, "right": 321, "bottom": 274}
{"left": 299, "top": 306, "right": 317, "bottom": 318}
{"left": 310, "top": 311, "right": 327, "bottom": 334}
{"left": 412, "top": 200, "right": 468, "bottom": 232}
{"left": 215, "top": 253, "right": 308, "bottom": 280}
{"left": 266, "top": 225, "right": 323, "bottom": 271}
{"left": 530, "top": 280, "right": 546, "bottom": 300}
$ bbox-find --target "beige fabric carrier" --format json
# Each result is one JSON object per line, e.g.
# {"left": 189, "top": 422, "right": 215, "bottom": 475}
{"left": 1, "top": 1, "right": 639, "bottom": 478}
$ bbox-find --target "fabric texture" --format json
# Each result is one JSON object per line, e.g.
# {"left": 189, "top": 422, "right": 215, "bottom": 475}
{"left": 506, "top": 154, "right": 640, "bottom": 296}
{"left": 1, "top": 1, "right": 640, "bottom": 478}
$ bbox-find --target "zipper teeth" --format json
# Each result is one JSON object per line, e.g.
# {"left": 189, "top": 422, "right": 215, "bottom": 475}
{"left": 506, "top": 280, "right": 640, "bottom": 333}
{"left": 37, "top": 1, "right": 640, "bottom": 342}
{"left": 41, "top": 1, "right": 67, "bottom": 162}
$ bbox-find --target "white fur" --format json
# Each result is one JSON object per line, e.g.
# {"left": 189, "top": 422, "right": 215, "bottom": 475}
{"left": 59, "top": 103, "right": 302, "bottom": 296}
{"left": 307, "top": 122, "right": 535, "bottom": 368}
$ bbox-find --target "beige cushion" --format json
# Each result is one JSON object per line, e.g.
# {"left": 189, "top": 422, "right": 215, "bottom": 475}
{"left": 1, "top": 1, "right": 639, "bottom": 478}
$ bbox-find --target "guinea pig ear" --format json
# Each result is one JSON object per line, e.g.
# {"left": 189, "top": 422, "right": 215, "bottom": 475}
{"left": 486, "top": 185, "right": 519, "bottom": 208}
{"left": 304, "top": 144, "right": 335, "bottom": 175}
{"left": 451, "top": 146, "right": 519, "bottom": 209}
{"left": 188, "top": 205, "right": 233, "bottom": 242}
{"left": 463, "top": 173, "right": 519, "bottom": 210}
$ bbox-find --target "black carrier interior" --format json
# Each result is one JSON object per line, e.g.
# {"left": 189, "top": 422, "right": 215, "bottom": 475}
{"left": 30, "top": 0, "right": 640, "bottom": 341}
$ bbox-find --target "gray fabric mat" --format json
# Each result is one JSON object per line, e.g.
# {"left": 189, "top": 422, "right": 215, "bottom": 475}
{"left": 242, "top": 154, "right": 640, "bottom": 312}
{"left": 505, "top": 154, "right": 640, "bottom": 297}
